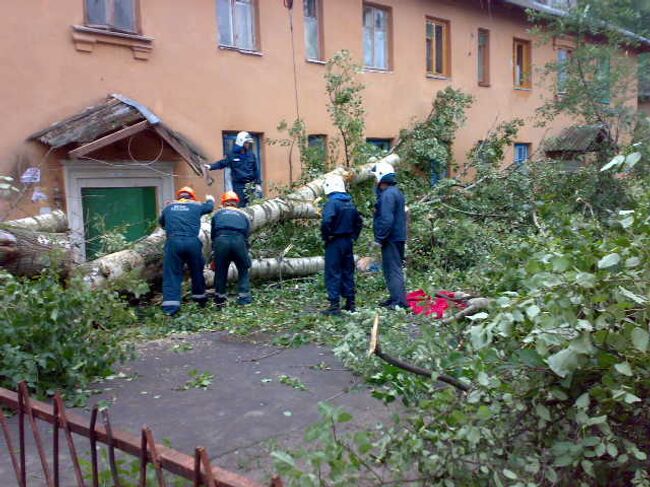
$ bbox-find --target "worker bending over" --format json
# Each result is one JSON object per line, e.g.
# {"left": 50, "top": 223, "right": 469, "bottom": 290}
{"left": 371, "top": 162, "right": 409, "bottom": 310}
{"left": 159, "top": 187, "right": 214, "bottom": 316}
{"left": 204, "top": 131, "right": 262, "bottom": 208}
{"left": 211, "top": 191, "right": 253, "bottom": 306}
{"left": 320, "top": 175, "right": 363, "bottom": 316}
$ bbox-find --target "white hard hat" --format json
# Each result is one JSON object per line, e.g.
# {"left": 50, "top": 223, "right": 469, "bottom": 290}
{"left": 235, "top": 131, "right": 254, "bottom": 146}
{"left": 323, "top": 175, "right": 346, "bottom": 195}
{"left": 370, "top": 161, "right": 395, "bottom": 183}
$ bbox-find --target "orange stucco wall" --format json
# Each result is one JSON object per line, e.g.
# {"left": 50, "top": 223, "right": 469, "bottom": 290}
{"left": 0, "top": 0, "right": 639, "bottom": 219}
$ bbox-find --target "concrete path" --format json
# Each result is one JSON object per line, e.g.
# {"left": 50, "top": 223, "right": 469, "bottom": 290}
{"left": 1, "top": 331, "right": 394, "bottom": 485}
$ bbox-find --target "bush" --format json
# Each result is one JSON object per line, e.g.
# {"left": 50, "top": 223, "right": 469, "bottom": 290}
{"left": 0, "top": 270, "right": 136, "bottom": 401}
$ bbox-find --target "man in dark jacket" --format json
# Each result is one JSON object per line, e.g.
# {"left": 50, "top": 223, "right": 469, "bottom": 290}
{"left": 320, "top": 175, "right": 363, "bottom": 316}
{"left": 159, "top": 186, "right": 215, "bottom": 316}
{"left": 371, "top": 162, "right": 409, "bottom": 309}
{"left": 204, "top": 131, "right": 261, "bottom": 208}
{"left": 211, "top": 191, "right": 253, "bottom": 306}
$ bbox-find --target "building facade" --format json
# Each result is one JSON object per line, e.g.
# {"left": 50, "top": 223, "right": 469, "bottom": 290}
{"left": 0, "top": 0, "right": 643, "bottom": 259}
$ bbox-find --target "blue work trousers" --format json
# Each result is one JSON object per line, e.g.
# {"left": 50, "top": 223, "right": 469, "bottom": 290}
{"left": 232, "top": 182, "right": 249, "bottom": 208}
{"left": 324, "top": 237, "right": 356, "bottom": 302}
{"left": 213, "top": 233, "right": 251, "bottom": 303}
{"left": 381, "top": 241, "right": 408, "bottom": 307}
{"left": 162, "top": 237, "right": 207, "bottom": 314}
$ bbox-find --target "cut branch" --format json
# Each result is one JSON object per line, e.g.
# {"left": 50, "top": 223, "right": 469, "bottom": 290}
{"left": 368, "top": 315, "right": 470, "bottom": 392}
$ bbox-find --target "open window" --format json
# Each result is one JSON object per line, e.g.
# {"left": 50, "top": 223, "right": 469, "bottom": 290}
{"left": 513, "top": 38, "right": 532, "bottom": 89}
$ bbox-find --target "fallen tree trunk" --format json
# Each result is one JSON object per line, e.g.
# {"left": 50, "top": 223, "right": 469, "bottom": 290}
{"left": 0, "top": 228, "right": 74, "bottom": 277}
{"left": 204, "top": 256, "right": 326, "bottom": 286}
{"left": 82, "top": 153, "right": 401, "bottom": 288}
{"left": 1, "top": 210, "right": 69, "bottom": 233}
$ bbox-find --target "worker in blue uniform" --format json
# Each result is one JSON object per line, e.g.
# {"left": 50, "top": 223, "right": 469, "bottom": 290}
{"left": 159, "top": 186, "right": 215, "bottom": 316}
{"left": 211, "top": 191, "right": 253, "bottom": 306}
{"left": 371, "top": 162, "right": 409, "bottom": 310}
{"left": 204, "top": 131, "right": 262, "bottom": 208}
{"left": 320, "top": 175, "right": 363, "bottom": 316}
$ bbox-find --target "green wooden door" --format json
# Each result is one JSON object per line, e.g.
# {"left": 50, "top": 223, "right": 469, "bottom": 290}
{"left": 82, "top": 187, "right": 157, "bottom": 260}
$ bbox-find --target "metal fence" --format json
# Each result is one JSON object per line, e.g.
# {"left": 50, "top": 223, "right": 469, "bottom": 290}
{"left": 0, "top": 382, "right": 282, "bottom": 487}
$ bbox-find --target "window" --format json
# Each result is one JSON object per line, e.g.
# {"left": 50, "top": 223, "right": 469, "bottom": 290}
{"left": 367, "top": 138, "right": 392, "bottom": 152}
{"left": 426, "top": 18, "right": 450, "bottom": 77}
{"left": 477, "top": 28, "right": 490, "bottom": 86}
{"left": 217, "top": 0, "right": 258, "bottom": 51}
{"left": 596, "top": 55, "right": 611, "bottom": 104}
{"left": 513, "top": 39, "right": 532, "bottom": 89}
{"left": 556, "top": 48, "right": 571, "bottom": 94}
{"left": 514, "top": 143, "right": 530, "bottom": 165}
{"left": 85, "top": 0, "right": 139, "bottom": 34}
{"left": 222, "top": 131, "right": 263, "bottom": 192}
{"left": 307, "top": 134, "right": 328, "bottom": 164}
{"left": 363, "top": 4, "right": 390, "bottom": 70}
{"left": 304, "top": 0, "right": 322, "bottom": 61}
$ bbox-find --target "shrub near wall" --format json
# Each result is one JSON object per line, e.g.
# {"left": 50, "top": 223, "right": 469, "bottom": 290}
{"left": 0, "top": 270, "right": 135, "bottom": 402}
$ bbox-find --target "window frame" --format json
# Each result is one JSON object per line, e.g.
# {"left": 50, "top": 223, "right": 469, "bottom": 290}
{"left": 366, "top": 138, "right": 393, "bottom": 152}
{"left": 514, "top": 143, "right": 531, "bottom": 165}
{"left": 513, "top": 38, "right": 532, "bottom": 89}
{"left": 425, "top": 17, "right": 451, "bottom": 78}
{"left": 556, "top": 47, "right": 572, "bottom": 95}
{"left": 477, "top": 28, "right": 490, "bottom": 87}
{"left": 303, "top": 0, "right": 324, "bottom": 62}
{"left": 84, "top": 0, "right": 141, "bottom": 35}
{"left": 362, "top": 3, "right": 392, "bottom": 71}
{"left": 216, "top": 0, "right": 260, "bottom": 52}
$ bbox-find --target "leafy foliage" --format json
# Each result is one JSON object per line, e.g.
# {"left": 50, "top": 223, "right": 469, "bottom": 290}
{"left": 325, "top": 50, "right": 367, "bottom": 167}
{"left": 397, "top": 87, "right": 473, "bottom": 177}
{"left": 0, "top": 269, "right": 135, "bottom": 402}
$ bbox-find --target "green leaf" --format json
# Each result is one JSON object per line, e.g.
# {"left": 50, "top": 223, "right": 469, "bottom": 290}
{"left": 624, "top": 151, "right": 641, "bottom": 169}
{"left": 631, "top": 328, "right": 649, "bottom": 353}
{"left": 597, "top": 253, "right": 620, "bottom": 269}
{"left": 467, "top": 312, "right": 489, "bottom": 321}
{"left": 526, "top": 305, "right": 541, "bottom": 320}
{"left": 624, "top": 393, "right": 641, "bottom": 404}
{"left": 575, "top": 392, "right": 590, "bottom": 409}
{"left": 547, "top": 348, "right": 579, "bottom": 378}
{"left": 600, "top": 154, "right": 624, "bottom": 172}
{"left": 606, "top": 443, "right": 618, "bottom": 458}
{"left": 535, "top": 404, "right": 551, "bottom": 421}
{"left": 502, "top": 469, "right": 518, "bottom": 480}
{"left": 614, "top": 362, "right": 633, "bottom": 376}
{"left": 271, "top": 451, "right": 297, "bottom": 468}
{"left": 618, "top": 287, "right": 647, "bottom": 305}
{"left": 575, "top": 272, "right": 596, "bottom": 288}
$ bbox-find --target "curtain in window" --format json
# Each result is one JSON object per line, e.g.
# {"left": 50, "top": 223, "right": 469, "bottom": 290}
{"left": 304, "top": 0, "right": 320, "bottom": 60}
{"left": 113, "top": 0, "right": 136, "bottom": 32}
{"left": 363, "top": 7, "right": 374, "bottom": 67}
{"left": 557, "top": 49, "right": 569, "bottom": 92}
{"left": 234, "top": 0, "right": 255, "bottom": 50}
{"left": 426, "top": 22, "right": 434, "bottom": 73}
{"left": 217, "top": 0, "right": 234, "bottom": 45}
{"left": 434, "top": 24, "right": 443, "bottom": 74}
{"left": 86, "top": 0, "right": 107, "bottom": 25}
{"left": 373, "top": 8, "right": 387, "bottom": 69}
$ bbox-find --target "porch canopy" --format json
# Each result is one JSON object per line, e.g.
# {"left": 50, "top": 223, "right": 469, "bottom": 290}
{"left": 29, "top": 94, "right": 206, "bottom": 175}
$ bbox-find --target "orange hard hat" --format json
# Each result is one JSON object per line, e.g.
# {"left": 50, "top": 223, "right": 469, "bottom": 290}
{"left": 176, "top": 186, "right": 196, "bottom": 200}
{"left": 221, "top": 191, "right": 240, "bottom": 205}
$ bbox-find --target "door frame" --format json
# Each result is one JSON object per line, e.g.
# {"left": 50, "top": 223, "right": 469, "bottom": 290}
{"left": 63, "top": 160, "right": 174, "bottom": 261}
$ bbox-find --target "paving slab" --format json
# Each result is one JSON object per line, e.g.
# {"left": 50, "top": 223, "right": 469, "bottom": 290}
{"left": 1, "top": 330, "right": 395, "bottom": 485}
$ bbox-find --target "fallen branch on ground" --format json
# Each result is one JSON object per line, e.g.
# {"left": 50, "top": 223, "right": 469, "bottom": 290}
{"left": 367, "top": 315, "right": 470, "bottom": 392}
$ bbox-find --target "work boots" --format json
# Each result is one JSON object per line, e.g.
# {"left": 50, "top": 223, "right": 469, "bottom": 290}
{"left": 320, "top": 300, "right": 341, "bottom": 316}
{"left": 343, "top": 296, "right": 356, "bottom": 313}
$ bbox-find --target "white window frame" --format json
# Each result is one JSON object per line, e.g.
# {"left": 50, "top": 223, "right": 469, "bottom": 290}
{"left": 303, "top": 0, "right": 322, "bottom": 61}
{"left": 363, "top": 3, "right": 390, "bottom": 70}
{"left": 62, "top": 160, "right": 174, "bottom": 262}
{"left": 216, "top": 0, "right": 258, "bottom": 52}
